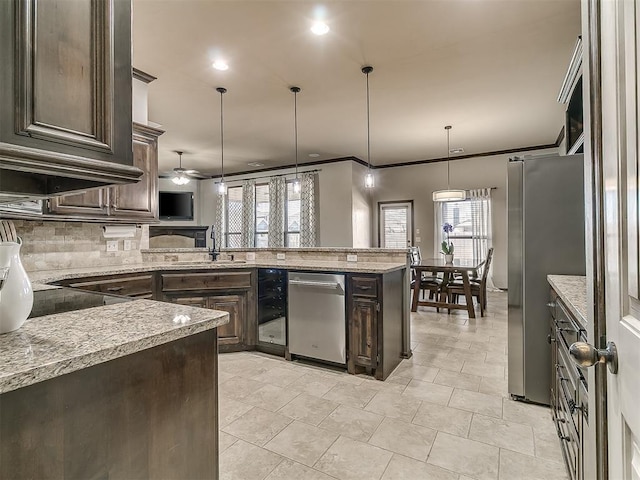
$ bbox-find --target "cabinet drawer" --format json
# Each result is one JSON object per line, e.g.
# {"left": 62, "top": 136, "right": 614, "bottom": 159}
{"left": 350, "top": 276, "right": 378, "bottom": 297}
{"left": 61, "top": 274, "right": 153, "bottom": 298}
{"left": 161, "top": 271, "right": 252, "bottom": 292}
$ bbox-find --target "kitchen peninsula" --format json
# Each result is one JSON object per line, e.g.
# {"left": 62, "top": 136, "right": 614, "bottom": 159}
{"left": 0, "top": 286, "right": 229, "bottom": 478}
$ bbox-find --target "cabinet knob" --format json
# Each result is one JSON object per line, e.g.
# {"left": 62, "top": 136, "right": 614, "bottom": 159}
{"left": 569, "top": 341, "right": 618, "bottom": 374}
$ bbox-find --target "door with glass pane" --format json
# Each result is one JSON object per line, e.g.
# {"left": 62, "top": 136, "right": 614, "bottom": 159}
{"left": 379, "top": 201, "right": 412, "bottom": 248}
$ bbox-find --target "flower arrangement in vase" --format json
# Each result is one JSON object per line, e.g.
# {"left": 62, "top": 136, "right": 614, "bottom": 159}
{"left": 441, "top": 222, "right": 455, "bottom": 263}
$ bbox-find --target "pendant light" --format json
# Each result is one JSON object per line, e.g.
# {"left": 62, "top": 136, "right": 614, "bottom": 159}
{"left": 362, "top": 66, "right": 375, "bottom": 189}
{"left": 216, "top": 87, "right": 227, "bottom": 195}
{"left": 171, "top": 151, "right": 190, "bottom": 185}
{"left": 290, "top": 86, "right": 301, "bottom": 193}
{"left": 432, "top": 125, "right": 466, "bottom": 202}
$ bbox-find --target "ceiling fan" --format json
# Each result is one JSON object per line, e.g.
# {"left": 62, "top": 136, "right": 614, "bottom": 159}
{"left": 164, "top": 151, "right": 203, "bottom": 184}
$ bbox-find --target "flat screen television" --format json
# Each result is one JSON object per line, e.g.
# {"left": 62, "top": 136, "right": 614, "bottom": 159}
{"left": 159, "top": 191, "right": 194, "bottom": 220}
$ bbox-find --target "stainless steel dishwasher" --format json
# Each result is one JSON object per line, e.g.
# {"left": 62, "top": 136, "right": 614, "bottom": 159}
{"left": 288, "top": 272, "right": 346, "bottom": 365}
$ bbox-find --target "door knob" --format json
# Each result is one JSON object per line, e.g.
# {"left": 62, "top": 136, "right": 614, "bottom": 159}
{"left": 569, "top": 341, "right": 618, "bottom": 374}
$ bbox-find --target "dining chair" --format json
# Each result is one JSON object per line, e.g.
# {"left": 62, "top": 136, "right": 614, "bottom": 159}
{"left": 446, "top": 247, "right": 494, "bottom": 316}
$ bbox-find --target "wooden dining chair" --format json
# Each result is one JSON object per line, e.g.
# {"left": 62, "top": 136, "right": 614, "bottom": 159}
{"left": 446, "top": 247, "right": 494, "bottom": 316}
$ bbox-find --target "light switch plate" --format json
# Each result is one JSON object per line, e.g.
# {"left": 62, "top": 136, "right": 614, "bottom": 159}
{"left": 416, "top": 228, "right": 421, "bottom": 234}
{"left": 347, "top": 254, "right": 358, "bottom": 262}
{"left": 246, "top": 252, "right": 256, "bottom": 261}
{"left": 106, "top": 241, "right": 118, "bottom": 252}
{"left": 276, "top": 253, "right": 286, "bottom": 260}
{"left": 123, "top": 239, "right": 132, "bottom": 251}
{"left": 416, "top": 237, "right": 421, "bottom": 243}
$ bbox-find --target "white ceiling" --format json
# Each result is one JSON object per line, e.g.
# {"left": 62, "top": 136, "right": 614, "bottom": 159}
{"left": 132, "top": 0, "right": 581, "bottom": 177}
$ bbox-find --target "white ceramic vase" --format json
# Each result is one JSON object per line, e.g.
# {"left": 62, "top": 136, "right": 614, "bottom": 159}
{"left": 444, "top": 254, "right": 454, "bottom": 264}
{"left": 0, "top": 238, "right": 33, "bottom": 334}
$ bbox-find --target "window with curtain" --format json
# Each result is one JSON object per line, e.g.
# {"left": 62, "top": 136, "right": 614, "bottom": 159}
{"left": 286, "top": 181, "right": 301, "bottom": 247}
{"left": 255, "top": 183, "right": 270, "bottom": 247}
{"left": 435, "top": 188, "right": 492, "bottom": 263}
{"left": 225, "top": 186, "right": 243, "bottom": 247}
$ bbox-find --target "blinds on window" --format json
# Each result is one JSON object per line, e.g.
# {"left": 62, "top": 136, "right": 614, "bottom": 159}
{"left": 382, "top": 207, "right": 408, "bottom": 248}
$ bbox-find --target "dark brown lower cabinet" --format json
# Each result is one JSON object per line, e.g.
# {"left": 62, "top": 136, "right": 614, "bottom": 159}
{"left": 0, "top": 330, "right": 219, "bottom": 479}
{"left": 349, "top": 294, "right": 378, "bottom": 370}
{"left": 209, "top": 294, "right": 244, "bottom": 346}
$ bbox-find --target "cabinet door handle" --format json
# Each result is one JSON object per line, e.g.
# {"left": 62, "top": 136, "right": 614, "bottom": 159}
{"left": 547, "top": 334, "right": 555, "bottom": 344}
{"left": 107, "top": 286, "right": 123, "bottom": 292}
{"left": 358, "top": 286, "right": 372, "bottom": 290}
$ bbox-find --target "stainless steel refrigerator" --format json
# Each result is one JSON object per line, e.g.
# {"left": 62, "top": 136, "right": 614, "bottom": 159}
{"left": 507, "top": 154, "right": 586, "bottom": 405}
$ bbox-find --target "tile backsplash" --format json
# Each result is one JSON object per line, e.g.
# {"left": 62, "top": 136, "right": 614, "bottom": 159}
{"left": 10, "top": 220, "right": 149, "bottom": 272}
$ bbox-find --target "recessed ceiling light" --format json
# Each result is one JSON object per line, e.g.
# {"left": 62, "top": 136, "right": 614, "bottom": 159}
{"left": 248, "top": 162, "right": 264, "bottom": 167}
{"left": 311, "top": 22, "right": 329, "bottom": 35}
{"left": 449, "top": 147, "right": 465, "bottom": 154}
{"left": 308, "top": 153, "right": 320, "bottom": 157}
{"left": 212, "top": 60, "right": 229, "bottom": 71}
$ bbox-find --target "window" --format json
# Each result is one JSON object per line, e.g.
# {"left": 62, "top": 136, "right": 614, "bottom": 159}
{"left": 437, "top": 197, "right": 491, "bottom": 261}
{"left": 225, "top": 186, "right": 243, "bottom": 247}
{"left": 255, "top": 183, "right": 270, "bottom": 247}
{"left": 286, "top": 182, "right": 301, "bottom": 247}
{"left": 379, "top": 201, "right": 413, "bottom": 248}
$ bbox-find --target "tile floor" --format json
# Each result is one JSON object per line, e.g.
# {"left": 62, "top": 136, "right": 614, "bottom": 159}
{"left": 218, "top": 291, "right": 568, "bottom": 480}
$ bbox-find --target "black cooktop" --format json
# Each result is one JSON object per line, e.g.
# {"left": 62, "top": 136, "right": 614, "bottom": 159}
{"left": 29, "top": 287, "right": 133, "bottom": 319}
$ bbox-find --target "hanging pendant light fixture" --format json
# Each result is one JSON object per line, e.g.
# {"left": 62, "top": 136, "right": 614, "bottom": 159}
{"left": 171, "top": 151, "right": 190, "bottom": 185}
{"left": 362, "top": 66, "right": 375, "bottom": 189}
{"left": 290, "top": 86, "right": 301, "bottom": 194}
{"left": 216, "top": 87, "right": 228, "bottom": 195}
{"left": 432, "top": 125, "right": 466, "bottom": 202}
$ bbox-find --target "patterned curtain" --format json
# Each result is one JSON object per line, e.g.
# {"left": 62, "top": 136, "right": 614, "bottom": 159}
{"left": 241, "top": 179, "right": 256, "bottom": 248}
{"left": 268, "top": 176, "right": 286, "bottom": 247}
{"left": 214, "top": 190, "right": 226, "bottom": 250}
{"left": 300, "top": 172, "right": 319, "bottom": 247}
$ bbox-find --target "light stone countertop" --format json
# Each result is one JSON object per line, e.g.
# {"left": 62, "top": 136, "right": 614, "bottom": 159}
{"left": 548, "top": 275, "right": 587, "bottom": 328}
{"left": 29, "top": 259, "right": 408, "bottom": 284}
{"left": 0, "top": 299, "right": 229, "bottom": 394}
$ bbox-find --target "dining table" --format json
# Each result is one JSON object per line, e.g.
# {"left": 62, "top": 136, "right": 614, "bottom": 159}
{"left": 411, "top": 257, "right": 486, "bottom": 318}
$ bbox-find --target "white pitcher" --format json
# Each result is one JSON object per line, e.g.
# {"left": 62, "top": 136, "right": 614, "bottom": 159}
{"left": 0, "top": 238, "right": 33, "bottom": 334}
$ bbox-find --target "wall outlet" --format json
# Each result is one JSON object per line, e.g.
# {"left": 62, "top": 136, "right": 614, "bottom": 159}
{"left": 276, "top": 253, "right": 286, "bottom": 260}
{"left": 123, "top": 239, "right": 132, "bottom": 251}
{"left": 347, "top": 254, "right": 358, "bottom": 262}
{"left": 246, "top": 252, "right": 256, "bottom": 261}
{"left": 416, "top": 237, "right": 421, "bottom": 243}
{"left": 106, "top": 240, "right": 118, "bottom": 252}
{"left": 416, "top": 228, "right": 421, "bottom": 234}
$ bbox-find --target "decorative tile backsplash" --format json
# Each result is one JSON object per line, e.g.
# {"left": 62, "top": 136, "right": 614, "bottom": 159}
{"left": 10, "top": 220, "right": 149, "bottom": 272}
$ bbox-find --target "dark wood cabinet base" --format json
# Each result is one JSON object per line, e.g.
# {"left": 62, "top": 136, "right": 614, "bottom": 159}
{"left": 0, "top": 330, "right": 219, "bottom": 479}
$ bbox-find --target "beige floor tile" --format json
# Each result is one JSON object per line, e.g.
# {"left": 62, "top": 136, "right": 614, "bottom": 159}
{"left": 289, "top": 372, "right": 339, "bottom": 397}
{"left": 251, "top": 366, "right": 306, "bottom": 387}
{"left": 319, "top": 404, "right": 384, "bottom": 442}
{"left": 278, "top": 393, "right": 339, "bottom": 426}
{"left": 220, "top": 439, "right": 284, "bottom": 480}
{"left": 219, "top": 376, "right": 266, "bottom": 402}
{"left": 478, "top": 376, "right": 509, "bottom": 398}
{"left": 218, "top": 372, "right": 236, "bottom": 384}
{"left": 322, "top": 382, "right": 378, "bottom": 408}
{"left": 220, "top": 358, "right": 270, "bottom": 379}
{"left": 323, "top": 370, "right": 366, "bottom": 386}
{"left": 427, "top": 432, "right": 500, "bottom": 480}
{"left": 314, "top": 436, "right": 393, "bottom": 480}
{"left": 412, "top": 401, "right": 473, "bottom": 437}
{"left": 449, "top": 389, "right": 503, "bottom": 418}
{"left": 533, "top": 425, "right": 566, "bottom": 463}
{"left": 219, "top": 431, "right": 239, "bottom": 453}
{"left": 219, "top": 396, "right": 254, "bottom": 427}
{"left": 222, "top": 406, "right": 292, "bottom": 447}
{"left": 403, "top": 379, "right": 453, "bottom": 405}
{"left": 484, "top": 351, "right": 508, "bottom": 365}
{"left": 502, "top": 398, "right": 554, "bottom": 430}
{"left": 468, "top": 414, "right": 535, "bottom": 455}
{"left": 381, "top": 454, "right": 458, "bottom": 480}
{"left": 385, "top": 375, "right": 411, "bottom": 387}
{"left": 461, "top": 361, "right": 505, "bottom": 379}
{"left": 264, "top": 421, "right": 339, "bottom": 467}
{"left": 392, "top": 363, "right": 440, "bottom": 382}
{"left": 264, "top": 459, "right": 335, "bottom": 480}
{"left": 365, "top": 390, "right": 422, "bottom": 422}
{"left": 245, "top": 384, "right": 301, "bottom": 412}
{"left": 434, "top": 369, "right": 481, "bottom": 391}
{"left": 368, "top": 417, "right": 436, "bottom": 461}
{"left": 446, "top": 347, "right": 487, "bottom": 363}
{"left": 499, "top": 448, "right": 568, "bottom": 480}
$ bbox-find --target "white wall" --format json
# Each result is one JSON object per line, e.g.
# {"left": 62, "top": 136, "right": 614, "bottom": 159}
{"left": 373, "top": 148, "right": 558, "bottom": 289}
{"left": 351, "top": 163, "right": 373, "bottom": 248}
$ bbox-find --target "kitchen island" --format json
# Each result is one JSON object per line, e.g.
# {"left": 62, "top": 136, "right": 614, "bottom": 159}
{"left": 0, "top": 286, "right": 228, "bottom": 479}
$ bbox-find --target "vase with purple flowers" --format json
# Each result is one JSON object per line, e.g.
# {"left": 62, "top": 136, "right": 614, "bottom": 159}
{"left": 441, "top": 222, "right": 455, "bottom": 264}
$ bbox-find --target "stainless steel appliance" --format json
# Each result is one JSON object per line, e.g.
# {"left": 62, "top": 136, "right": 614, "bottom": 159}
{"left": 508, "top": 154, "right": 586, "bottom": 404}
{"left": 258, "top": 268, "right": 287, "bottom": 346}
{"left": 288, "top": 272, "right": 346, "bottom": 364}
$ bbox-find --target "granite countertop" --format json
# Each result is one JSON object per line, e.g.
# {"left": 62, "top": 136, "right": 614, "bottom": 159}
{"left": 548, "top": 275, "right": 587, "bottom": 328}
{"left": 30, "top": 259, "right": 407, "bottom": 284}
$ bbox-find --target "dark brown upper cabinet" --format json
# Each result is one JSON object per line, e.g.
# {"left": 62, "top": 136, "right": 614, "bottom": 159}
{"left": 0, "top": 0, "right": 141, "bottom": 200}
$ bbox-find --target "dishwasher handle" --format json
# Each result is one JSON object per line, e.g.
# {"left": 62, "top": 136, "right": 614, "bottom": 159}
{"left": 289, "top": 279, "right": 341, "bottom": 289}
